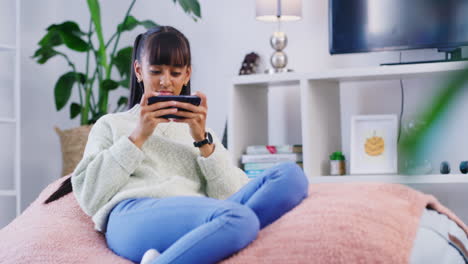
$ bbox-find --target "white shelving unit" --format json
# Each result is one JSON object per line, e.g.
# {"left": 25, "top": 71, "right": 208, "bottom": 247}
{"left": 0, "top": 0, "right": 21, "bottom": 228}
{"left": 228, "top": 61, "right": 468, "bottom": 185}
{"left": 309, "top": 174, "right": 468, "bottom": 184}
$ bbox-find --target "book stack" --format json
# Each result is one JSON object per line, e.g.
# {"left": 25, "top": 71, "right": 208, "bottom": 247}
{"left": 241, "top": 145, "right": 303, "bottom": 178}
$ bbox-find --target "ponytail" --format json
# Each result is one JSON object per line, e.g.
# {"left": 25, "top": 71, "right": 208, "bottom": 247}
{"left": 128, "top": 33, "right": 144, "bottom": 109}
{"left": 44, "top": 177, "right": 72, "bottom": 204}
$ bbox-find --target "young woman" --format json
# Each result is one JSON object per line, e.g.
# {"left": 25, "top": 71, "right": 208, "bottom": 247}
{"left": 45, "top": 26, "right": 309, "bottom": 264}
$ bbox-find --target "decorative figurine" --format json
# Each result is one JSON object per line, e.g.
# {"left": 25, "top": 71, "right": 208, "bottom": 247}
{"left": 239, "top": 52, "right": 260, "bottom": 75}
{"left": 440, "top": 161, "right": 450, "bottom": 174}
{"left": 460, "top": 161, "right": 468, "bottom": 174}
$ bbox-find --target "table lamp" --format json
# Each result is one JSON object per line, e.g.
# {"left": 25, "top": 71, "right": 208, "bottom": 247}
{"left": 256, "top": 0, "right": 302, "bottom": 74}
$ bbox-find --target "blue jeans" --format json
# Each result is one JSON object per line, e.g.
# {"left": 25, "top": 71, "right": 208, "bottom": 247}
{"left": 105, "top": 162, "right": 309, "bottom": 264}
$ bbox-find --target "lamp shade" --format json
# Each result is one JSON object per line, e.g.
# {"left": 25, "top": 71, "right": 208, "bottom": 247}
{"left": 256, "top": 0, "right": 302, "bottom": 22}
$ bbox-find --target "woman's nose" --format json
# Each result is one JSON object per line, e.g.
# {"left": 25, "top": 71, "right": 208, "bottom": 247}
{"left": 159, "top": 73, "right": 171, "bottom": 86}
{"left": 159, "top": 74, "right": 171, "bottom": 87}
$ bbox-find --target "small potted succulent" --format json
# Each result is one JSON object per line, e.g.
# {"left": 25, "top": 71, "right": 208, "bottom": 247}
{"left": 329, "top": 151, "right": 346, "bottom": 176}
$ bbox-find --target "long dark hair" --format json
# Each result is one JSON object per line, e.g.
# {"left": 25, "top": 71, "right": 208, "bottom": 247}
{"left": 129, "top": 26, "right": 192, "bottom": 109}
{"left": 45, "top": 26, "right": 193, "bottom": 204}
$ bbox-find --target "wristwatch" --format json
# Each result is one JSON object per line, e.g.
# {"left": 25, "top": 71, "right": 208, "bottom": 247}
{"left": 193, "top": 132, "right": 213, "bottom": 148}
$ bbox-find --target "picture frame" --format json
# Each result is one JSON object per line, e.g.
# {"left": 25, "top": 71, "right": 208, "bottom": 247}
{"left": 350, "top": 115, "right": 398, "bottom": 174}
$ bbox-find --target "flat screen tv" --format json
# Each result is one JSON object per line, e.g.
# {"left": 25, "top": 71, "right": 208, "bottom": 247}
{"left": 329, "top": 0, "right": 468, "bottom": 57}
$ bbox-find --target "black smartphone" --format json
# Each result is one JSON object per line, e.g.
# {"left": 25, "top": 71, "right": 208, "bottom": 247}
{"left": 147, "top": 95, "right": 201, "bottom": 119}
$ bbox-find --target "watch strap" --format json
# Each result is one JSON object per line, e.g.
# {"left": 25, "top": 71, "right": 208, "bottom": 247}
{"left": 193, "top": 132, "right": 213, "bottom": 148}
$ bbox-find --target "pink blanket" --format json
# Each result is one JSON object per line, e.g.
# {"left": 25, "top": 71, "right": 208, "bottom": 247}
{"left": 0, "top": 176, "right": 466, "bottom": 264}
{"left": 221, "top": 183, "right": 468, "bottom": 264}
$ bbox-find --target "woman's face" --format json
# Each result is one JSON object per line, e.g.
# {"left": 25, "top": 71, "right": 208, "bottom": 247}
{"left": 134, "top": 55, "right": 191, "bottom": 96}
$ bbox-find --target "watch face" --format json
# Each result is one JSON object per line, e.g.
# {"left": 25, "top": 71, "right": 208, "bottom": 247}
{"left": 207, "top": 132, "right": 213, "bottom": 144}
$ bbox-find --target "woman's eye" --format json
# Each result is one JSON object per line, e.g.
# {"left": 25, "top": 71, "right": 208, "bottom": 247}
{"left": 150, "top": 70, "right": 161, "bottom": 74}
{"left": 171, "top": 72, "right": 182, "bottom": 77}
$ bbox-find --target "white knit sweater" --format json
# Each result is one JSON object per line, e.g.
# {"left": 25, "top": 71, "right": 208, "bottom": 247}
{"left": 71, "top": 104, "right": 249, "bottom": 232}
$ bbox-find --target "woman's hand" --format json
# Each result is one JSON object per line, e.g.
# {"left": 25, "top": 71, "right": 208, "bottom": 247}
{"left": 173, "top": 91, "right": 214, "bottom": 156}
{"left": 172, "top": 91, "right": 208, "bottom": 141}
{"left": 129, "top": 92, "right": 178, "bottom": 149}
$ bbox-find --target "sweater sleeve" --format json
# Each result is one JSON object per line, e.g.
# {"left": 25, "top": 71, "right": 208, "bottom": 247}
{"left": 196, "top": 129, "right": 250, "bottom": 200}
{"left": 71, "top": 116, "right": 146, "bottom": 216}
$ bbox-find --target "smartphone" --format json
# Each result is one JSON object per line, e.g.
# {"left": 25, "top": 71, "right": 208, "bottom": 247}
{"left": 147, "top": 95, "right": 201, "bottom": 119}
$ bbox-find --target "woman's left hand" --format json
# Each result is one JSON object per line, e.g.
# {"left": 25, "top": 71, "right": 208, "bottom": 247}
{"left": 172, "top": 91, "right": 209, "bottom": 142}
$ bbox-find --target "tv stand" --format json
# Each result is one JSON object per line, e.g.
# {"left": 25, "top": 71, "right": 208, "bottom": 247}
{"left": 381, "top": 47, "right": 466, "bottom": 66}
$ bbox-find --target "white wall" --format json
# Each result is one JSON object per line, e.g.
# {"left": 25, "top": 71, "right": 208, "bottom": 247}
{"left": 16, "top": 0, "right": 468, "bottom": 214}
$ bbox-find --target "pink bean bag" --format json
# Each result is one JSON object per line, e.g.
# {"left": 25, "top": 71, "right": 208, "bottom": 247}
{"left": 1, "top": 176, "right": 466, "bottom": 264}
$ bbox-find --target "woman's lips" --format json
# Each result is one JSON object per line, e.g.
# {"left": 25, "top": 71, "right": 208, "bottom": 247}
{"left": 158, "top": 91, "right": 173, "bottom": 95}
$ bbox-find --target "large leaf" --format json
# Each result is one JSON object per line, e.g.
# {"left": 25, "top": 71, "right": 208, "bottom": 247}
{"left": 113, "top": 46, "right": 133, "bottom": 78}
{"left": 101, "top": 79, "right": 119, "bottom": 91}
{"left": 32, "top": 46, "right": 59, "bottom": 64}
{"left": 140, "top": 20, "right": 158, "bottom": 29}
{"left": 55, "top": 72, "right": 85, "bottom": 111}
{"left": 60, "top": 33, "right": 89, "bottom": 52}
{"left": 118, "top": 16, "right": 159, "bottom": 33}
{"left": 118, "top": 96, "right": 128, "bottom": 107}
{"left": 47, "top": 21, "right": 86, "bottom": 36}
{"left": 175, "top": 0, "right": 201, "bottom": 19}
{"left": 87, "top": 0, "right": 108, "bottom": 68}
{"left": 118, "top": 79, "right": 130, "bottom": 89}
{"left": 70, "top": 103, "right": 82, "bottom": 119}
{"left": 117, "top": 15, "right": 139, "bottom": 32}
{"left": 38, "top": 30, "right": 62, "bottom": 47}
{"left": 41, "top": 21, "right": 89, "bottom": 52}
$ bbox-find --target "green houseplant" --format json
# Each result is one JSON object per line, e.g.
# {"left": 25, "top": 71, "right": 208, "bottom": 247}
{"left": 32, "top": 0, "right": 201, "bottom": 176}
{"left": 33, "top": 0, "right": 201, "bottom": 125}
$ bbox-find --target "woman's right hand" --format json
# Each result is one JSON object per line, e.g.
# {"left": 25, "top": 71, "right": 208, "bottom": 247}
{"left": 129, "top": 92, "right": 178, "bottom": 148}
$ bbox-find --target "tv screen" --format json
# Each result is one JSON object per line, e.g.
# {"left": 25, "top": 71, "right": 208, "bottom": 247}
{"left": 329, "top": 0, "right": 468, "bottom": 54}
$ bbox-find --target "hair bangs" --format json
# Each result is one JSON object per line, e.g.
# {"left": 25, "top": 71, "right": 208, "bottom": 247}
{"left": 145, "top": 32, "right": 190, "bottom": 67}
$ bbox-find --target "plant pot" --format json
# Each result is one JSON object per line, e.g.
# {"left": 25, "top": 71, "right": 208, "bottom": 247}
{"left": 54, "top": 125, "right": 93, "bottom": 177}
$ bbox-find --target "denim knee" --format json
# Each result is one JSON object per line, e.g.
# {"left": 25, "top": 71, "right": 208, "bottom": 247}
{"left": 212, "top": 202, "right": 260, "bottom": 250}
{"left": 273, "top": 162, "right": 309, "bottom": 197}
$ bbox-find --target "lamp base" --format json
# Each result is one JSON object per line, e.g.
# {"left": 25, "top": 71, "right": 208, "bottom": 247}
{"left": 265, "top": 68, "right": 293, "bottom": 74}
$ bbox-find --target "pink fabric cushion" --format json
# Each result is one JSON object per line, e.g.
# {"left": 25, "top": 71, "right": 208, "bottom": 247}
{"left": 1, "top": 176, "right": 466, "bottom": 264}
{"left": 0, "top": 176, "right": 131, "bottom": 264}
{"left": 221, "top": 182, "right": 468, "bottom": 264}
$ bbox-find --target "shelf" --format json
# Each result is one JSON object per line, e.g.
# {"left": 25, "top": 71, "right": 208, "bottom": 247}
{"left": 303, "top": 61, "right": 468, "bottom": 82}
{"left": 0, "top": 190, "right": 16, "bottom": 197}
{"left": 0, "top": 118, "right": 16, "bottom": 123}
{"left": 229, "top": 61, "right": 468, "bottom": 178}
{"left": 232, "top": 72, "right": 302, "bottom": 86}
{"left": 0, "top": 44, "right": 16, "bottom": 51}
{"left": 309, "top": 174, "right": 468, "bottom": 184}
{"left": 232, "top": 61, "right": 468, "bottom": 85}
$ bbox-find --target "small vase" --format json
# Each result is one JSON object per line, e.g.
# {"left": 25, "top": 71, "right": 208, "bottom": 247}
{"left": 330, "top": 160, "right": 346, "bottom": 175}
